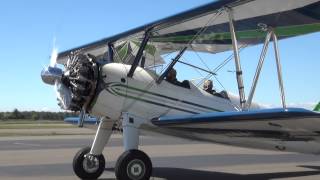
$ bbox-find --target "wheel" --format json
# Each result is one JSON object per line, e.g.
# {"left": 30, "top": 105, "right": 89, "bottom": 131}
{"left": 115, "top": 149, "right": 152, "bottom": 180}
{"left": 73, "top": 146, "right": 105, "bottom": 179}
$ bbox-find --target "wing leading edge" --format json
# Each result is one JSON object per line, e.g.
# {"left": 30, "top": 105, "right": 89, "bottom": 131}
{"left": 151, "top": 108, "right": 320, "bottom": 154}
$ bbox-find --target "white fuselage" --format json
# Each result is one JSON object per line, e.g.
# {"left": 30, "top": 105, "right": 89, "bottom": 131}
{"left": 90, "top": 63, "right": 259, "bottom": 121}
{"left": 87, "top": 63, "right": 320, "bottom": 155}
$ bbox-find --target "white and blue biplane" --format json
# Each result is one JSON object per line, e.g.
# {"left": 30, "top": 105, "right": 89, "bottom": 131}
{"left": 41, "top": 0, "right": 320, "bottom": 179}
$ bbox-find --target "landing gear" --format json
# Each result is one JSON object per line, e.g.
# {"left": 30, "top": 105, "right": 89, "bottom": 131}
{"left": 73, "top": 146, "right": 105, "bottom": 179}
{"left": 114, "top": 113, "right": 153, "bottom": 180}
{"left": 73, "top": 118, "right": 113, "bottom": 179}
{"left": 72, "top": 113, "right": 153, "bottom": 179}
{"left": 115, "top": 149, "right": 152, "bottom": 180}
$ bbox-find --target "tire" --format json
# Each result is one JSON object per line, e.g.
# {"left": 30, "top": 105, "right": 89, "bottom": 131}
{"left": 115, "top": 149, "right": 152, "bottom": 180}
{"left": 73, "top": 146, "right": 105, "bottom": 179}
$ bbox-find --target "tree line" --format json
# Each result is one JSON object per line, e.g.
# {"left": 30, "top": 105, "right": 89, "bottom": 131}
{"left": 0, "top": 109, "right": 78, "bottom": 121}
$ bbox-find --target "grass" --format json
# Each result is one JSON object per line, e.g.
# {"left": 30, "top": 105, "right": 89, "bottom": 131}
{"left": 0, "top": 132, "right": 82, "bottom": 137}
{"left": 0, "top": 119, "right": 76, "bottom": 129}
{"left": 0, "top": 119, "right": 64, "bottom": 124}
{"left": 0, "top": 119, "right": 93, "bottom": 137}
{"left": 0, "top": 124, "right": 75, "bottom": 129}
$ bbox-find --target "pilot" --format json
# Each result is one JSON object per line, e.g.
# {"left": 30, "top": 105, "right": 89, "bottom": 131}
{"left": 165, "top": 68, "right": 190, "bottom": 88}
{"left": 165, "top": 68, "right": 179, "bottom": 85}
{"left": 203, "top": 80, "right": 225, "bottom": 98}
{"left": 203, "top": 80, "right": 216, "bottom": 94}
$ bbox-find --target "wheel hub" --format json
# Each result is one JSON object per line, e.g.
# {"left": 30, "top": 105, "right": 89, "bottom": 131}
{"left": 83, "top": 154, "right": 99, "bottom": 173}
{"left": 127, "top": 159, "right": 146, "bottom": 180}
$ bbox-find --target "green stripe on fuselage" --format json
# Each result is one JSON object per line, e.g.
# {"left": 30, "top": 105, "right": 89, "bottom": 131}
{"left": 105, "top": 82, "right": 223, "bottom": 113}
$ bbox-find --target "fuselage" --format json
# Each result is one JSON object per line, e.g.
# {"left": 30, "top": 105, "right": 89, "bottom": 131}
{"left": 90, "top": 63, "right": 250, "bottom": 121}
{"left": 88, "top": 64, "right": 320, "bottom": 155}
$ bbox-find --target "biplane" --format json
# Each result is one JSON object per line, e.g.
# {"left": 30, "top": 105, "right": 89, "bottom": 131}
{"left": 41, "top": 0, "right": 320, "bottom": 179}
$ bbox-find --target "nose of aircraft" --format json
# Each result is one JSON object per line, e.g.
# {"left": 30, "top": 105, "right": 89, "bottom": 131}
{"left": 41, "top": 52, "right": 99, "bottom": 112}
{"left": 41, "top": 65, "right": 72, "bottom": 110}
{"left": 41, "top": 66, "right": 63, "bottom": 85}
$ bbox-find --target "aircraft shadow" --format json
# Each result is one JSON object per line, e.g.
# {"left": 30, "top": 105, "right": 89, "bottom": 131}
{"left": 102, "top": 166, "right": 320, "bottom": 180}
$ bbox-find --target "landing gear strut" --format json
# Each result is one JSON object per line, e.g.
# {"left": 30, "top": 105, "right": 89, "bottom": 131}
{"left": 116, "top": 112, "right": 153, "bottom": 180}
{"left": 73, "top": 118, "right": 113, "bottom": 179}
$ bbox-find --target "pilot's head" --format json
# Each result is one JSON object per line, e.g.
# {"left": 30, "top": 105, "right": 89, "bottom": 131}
{"left": 167, "top": 68, "right": 177, "bottom": 81}
{"left": 203, "top": 80, "right": 213, "bottom": 91}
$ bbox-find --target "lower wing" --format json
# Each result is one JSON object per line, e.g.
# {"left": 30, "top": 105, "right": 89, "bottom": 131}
{"left": 152, "top": 108, "right": 320, "bottom": 154}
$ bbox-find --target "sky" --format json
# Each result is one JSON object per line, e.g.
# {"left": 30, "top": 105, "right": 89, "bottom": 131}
{"left": 0, "top": 0, "right": 319, "bottom": 112}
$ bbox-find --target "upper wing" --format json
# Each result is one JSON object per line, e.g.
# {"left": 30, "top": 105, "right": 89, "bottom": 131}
{"left": 57, "top": 0, "right": 320, "bottom": 65}
{"left": 151, "top": 108, "right": 320, "bottom": 154}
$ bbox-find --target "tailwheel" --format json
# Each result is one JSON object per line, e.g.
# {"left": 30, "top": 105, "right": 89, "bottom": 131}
{"left": 73, "top": 146, "right": 105, "bottom": 179}
{"left": 115, "top": 149, "right": 152, "bottom": 180}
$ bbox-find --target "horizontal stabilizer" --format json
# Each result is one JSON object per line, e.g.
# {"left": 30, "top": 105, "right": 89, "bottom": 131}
{"left": 64, "top": 117, "right": 99, "bottom": 125}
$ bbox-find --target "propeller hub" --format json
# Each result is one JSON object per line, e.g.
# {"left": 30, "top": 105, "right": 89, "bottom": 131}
{"left": 41, "top": 66, "right": 63, "bottom": 85}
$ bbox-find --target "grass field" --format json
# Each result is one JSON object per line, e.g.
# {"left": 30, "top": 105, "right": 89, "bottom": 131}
{"left": 0, "top": 120, "right": 92, "bottom": 136}
{"left": 0, "top": 119, "right": 65, "bottom": 124}
{"left": 0, "top": 120, "right": 75, "bottom": 129}
{"left": 0, "top": 123, "right": 75, "bottom": 129}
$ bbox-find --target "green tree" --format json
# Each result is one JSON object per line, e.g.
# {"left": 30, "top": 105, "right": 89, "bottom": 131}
{"left": 11, "top": 108, "right": 19, "bottom": 119}
{"left": 11, "top": 108, "right": 24, "bottom": 119}
{"left": 31, "top": 112, "right": 40, "bottom": 120}
{"left": 3, "top": 112, "right": 10, "bottom": 120}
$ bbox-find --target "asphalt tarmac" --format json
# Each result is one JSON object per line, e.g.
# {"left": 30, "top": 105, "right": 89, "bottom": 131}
{"left": 1, "top": 133, "right": 320, "bottom": 180}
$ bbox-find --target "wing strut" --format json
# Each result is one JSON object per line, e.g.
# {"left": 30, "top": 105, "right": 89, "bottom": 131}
{"left": 273, "top": 32, "right": 287, "bottom": 109}
{"left": 108, "top": 43, "right": 114, "bottom": 62}
{"left": 227, "top": 8, "right": 246, "bottom": 110}
{"left": 127, "top": 28, "right": 152, "bottom": 78}
{"left": 246, "top": 30, "right": 273, "bottom": 109}
{"left": 245, "top": 29, "right": 287, "bottom": 110}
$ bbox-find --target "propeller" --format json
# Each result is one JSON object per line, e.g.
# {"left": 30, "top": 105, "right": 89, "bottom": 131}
{"left": 41, "top": 39, "right": 72, "bottom": 110}
{"left": 41, "top": 39, "right": 98, "bottom": 127}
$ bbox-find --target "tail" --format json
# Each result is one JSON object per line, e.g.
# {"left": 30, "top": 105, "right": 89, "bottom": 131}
{"left": 314, "top": 102, "right": 320, "bottom": 112}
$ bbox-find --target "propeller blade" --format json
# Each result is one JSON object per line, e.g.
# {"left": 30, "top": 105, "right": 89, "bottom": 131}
{"left": 54, "top": 80, "right": 71, "bottom": 110}
{"left": 50, "top": 38, "right": 58, "bottom": 67}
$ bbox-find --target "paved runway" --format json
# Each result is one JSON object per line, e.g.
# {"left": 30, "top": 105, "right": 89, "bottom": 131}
{"left": 1, "top": 133, "right": 320, "bottom": 180}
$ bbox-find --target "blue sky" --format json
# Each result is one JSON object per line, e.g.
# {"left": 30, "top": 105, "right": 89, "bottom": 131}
{"left": 0, "top": 0, "right": 319, "bottom": 111}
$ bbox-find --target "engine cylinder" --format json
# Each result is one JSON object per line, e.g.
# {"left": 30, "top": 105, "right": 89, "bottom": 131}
{"left": 63, "top": 54, "right": 98, "bottom": 111}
